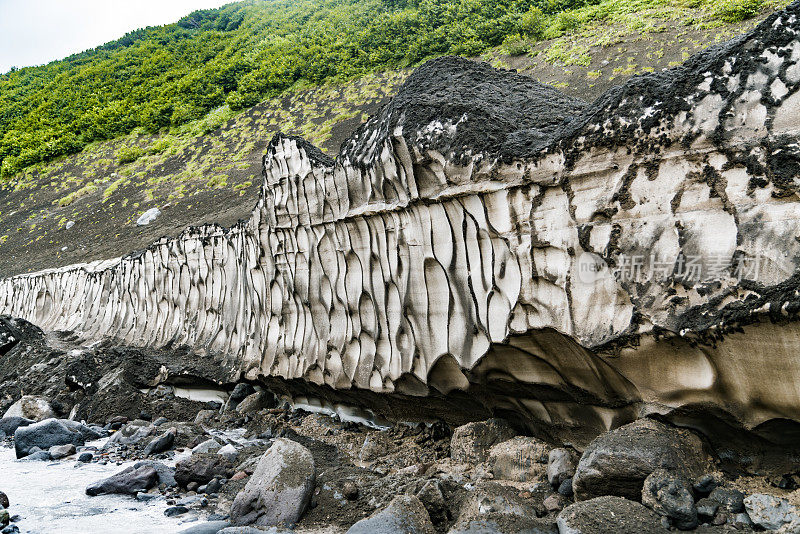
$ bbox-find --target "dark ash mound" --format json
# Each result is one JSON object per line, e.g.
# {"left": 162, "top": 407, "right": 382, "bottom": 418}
{"left": 341, "top": 56, "right": 588, "bottom": 166}
{"left": 342, "top": 1, "right": 800, "bottom": 166}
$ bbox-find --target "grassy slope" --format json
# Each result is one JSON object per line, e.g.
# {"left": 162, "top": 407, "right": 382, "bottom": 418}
{"left": 0, "top": 0, "right": 789, "bottom": 277}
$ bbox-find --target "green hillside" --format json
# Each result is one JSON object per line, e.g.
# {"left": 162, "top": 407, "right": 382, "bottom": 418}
{"left": 0, "top": 0, "right": 784, "bottom": 178}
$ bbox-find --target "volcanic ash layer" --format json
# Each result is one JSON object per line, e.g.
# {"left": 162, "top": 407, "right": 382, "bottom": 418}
{"left": 3, "top": 2, "right": 800, "bottom": 467}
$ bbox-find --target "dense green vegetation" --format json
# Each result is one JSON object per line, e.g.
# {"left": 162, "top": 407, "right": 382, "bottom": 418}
{"left": 0, "top": 0, "right": 778, "bottom": 178}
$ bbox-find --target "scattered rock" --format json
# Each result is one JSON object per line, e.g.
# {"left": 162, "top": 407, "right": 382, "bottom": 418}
{"left": 136, "top": 207, "right": 161, "bottom": 226}
{"left": 3, "top": 396, "right": 55, "bottom": 421}
{"left": 693, "top": 474, "right": 720, "bottom": 497}
{"left": 15, "top": 418, "right": 100, "bottom": 458}
{"left": 731, "top": 512, "right": 753, "bottom": 528}
{"left": 230, "top": 438, "right": 316, "bottom": 528}
{"left": 342, "top": 481, "right": 359, "bottom": 501}
{"left": 192, "top": 439, "right": 222, "bottom": 454}
{"left": 359, "top": 435, "right": 390, "bottom": 462}
{"left": 235, "top": 391, "right": 275, "bottom": 414}
{"left": 143, "top": 427, "right": 176, "bottom": 456}
{"left": 708, "top": 487, "right": 744, "bottom": 513}
{"left": 134, "top": 460, "right": 178, "bottom": 487}
{"left": 544, "top": 493, "right": 569, "bottom": 513}
{"left": 86, "top": 464, "right": 159, "bottom": 496}
{"left": 0, "top": 417, "right": 33, "bottom": 437}
{"left": 454, "top": 482, "right": 542, "bottom": 527}
{"left": 695, "top": 498, "right": 719, "bottom": 522}
{"left": 558, "top": 478, "right": 574, "bottom": 497}
{"left": 451, "top": 419, "right": 517, "bottom": 464}
{"left": 230, "top": 471, "right": 248, "bottom": 481}
{"left": 417, "top": 479, "right": 447, "bottom": 525}
{"left": 106, "top": 420, "right": 156, "bottom": 446}
{"left": 224, "top": 384, "right": 256, "bottom": 412}
{"left": 572, "top": 419, "right": 708, "bottom": 501}
{"left": 165, "top": 505, "right": 189, "bottom": 517}
{"left": 557, "top": 496, "right": 669, "bottom": 533}
{"left": 177, "top": 521, "right": 231, "bottom": 534}
{"left": 21, "top": 450, "right": 52, "bottom": 461}
{"left": 0, "top": 490, "right": 8, "bottom": 508}
{"left": 641, "top": 469, "right": 697, "bottom": 530}
{"left": 743, "top": 493, "right": 800, "bottom": 531}
{"left": 487, "top": 436, "right": 549, "bottom": 482}
{"left": 347, "top": 495, "right": 435, "bottom": 534}
{"left": 206, "top": 478, "right": 223, "bottom": 494}
{"left": 218, "top": 444, "right": 238, "bottom": 462}
{"left": 176, "top": 454, "right": 232, "bottom": 487}
{"left": 548, "top": 448, "right": 576, "bottom": 487}
{"left": 48, "top": 443, "right": 76, "bottom": 459}
{"left": 152, "top": 417, "right": 169, "bottom": 426}
{"left": 77, "top": 452, "right": 93, "bottom": 463}
{"left": 194, "top": 410, "right": 218, "bottom": 426}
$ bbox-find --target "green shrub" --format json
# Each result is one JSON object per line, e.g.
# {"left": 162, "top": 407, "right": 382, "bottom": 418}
{"left": 117, "top": 146, "right": 145, "bottom": 165}
{"left": 714, "top": 0, "right": 764, "bottom": 22}
{"left": 519, "top": 6, "right": 546, "bottom": 37}
{"left": 501, "top": 34, "right": 530, "bottom": 55}
{"left": 149, "top": 138, "right": 173, "bottom": 155}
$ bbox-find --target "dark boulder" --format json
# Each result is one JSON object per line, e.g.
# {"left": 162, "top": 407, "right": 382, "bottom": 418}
{"left": 0, "top": 417, "right": 33, "bottom": 438}
{"left": 230, "top": 438, "right": 315, "bottom": 528}
{"left": 134, "top": 460, "right": 178, "bottom": 487}
{"left": 572, "top": 419, "right": 708, "bottom": 501}
{"left": 86, "top": 464, "right": 159, "bottom": 496}
{"left": 14, "top": 418, "right": 101, "bottom": 458}
{"left": 143, "top": 427, "right": 176, "bottom": 456}
{"left": 175, "top": 453, "right": 232, "bottom": 487}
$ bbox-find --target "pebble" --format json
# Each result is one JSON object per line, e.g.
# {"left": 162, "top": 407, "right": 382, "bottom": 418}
{"left": 558, "top": 477, "right": 574, "bottom": 497}
{"left": 342, "top": 481, "right": 359, "bottom": 501}
{"left": 693, "top": 474, "right": 720, "bottom": 496}
{"left": 164, "top": 506, "right": 189, "bottom": 517}
{"left": 544, "top": 493, "right": 568, "bottom": 513}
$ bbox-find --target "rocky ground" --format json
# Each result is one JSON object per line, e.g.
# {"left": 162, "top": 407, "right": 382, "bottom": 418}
{"left": 2, "top": 315, "right": 800, "bottom": 533}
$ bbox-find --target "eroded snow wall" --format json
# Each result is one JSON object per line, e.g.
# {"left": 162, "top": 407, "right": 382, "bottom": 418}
{"left": 2, "top": 4, "right": 800, "bottom": 456}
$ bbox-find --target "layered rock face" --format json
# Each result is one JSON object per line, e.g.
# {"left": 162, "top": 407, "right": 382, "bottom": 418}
{"left": 2, "top": 4, "right": 800, "bottom": 461}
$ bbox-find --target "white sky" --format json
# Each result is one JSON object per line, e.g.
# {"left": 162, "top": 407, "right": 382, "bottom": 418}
{"left": 0, "top": 0, "right": 233, "bottom": 74}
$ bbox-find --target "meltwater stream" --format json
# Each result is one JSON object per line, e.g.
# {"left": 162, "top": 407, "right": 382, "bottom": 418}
{"left": 0, "top": 444, "right": 194, "bottom": 534}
